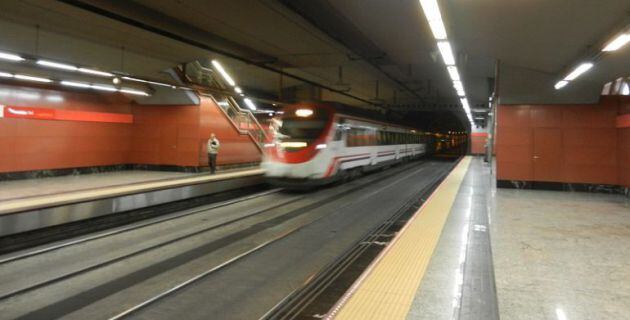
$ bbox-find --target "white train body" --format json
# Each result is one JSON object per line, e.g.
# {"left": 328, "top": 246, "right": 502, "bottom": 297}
{"left": 262, "top": 103, "right": 430, "bottom": 187}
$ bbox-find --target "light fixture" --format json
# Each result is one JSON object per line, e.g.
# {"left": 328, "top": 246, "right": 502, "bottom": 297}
{"left": 243, "top": 97, "right": 257, "bottom": 110}
{"left": 61, "top": 81, "right": 90, "bottom": 88}
{"left": 211, "top": 60, "right": 236, "bottom": 86}
{"left": 602, "top": 33, "right": 630, "bottom": 52}
{"left": 0, "top": 51, "right": 25, "bottom": 62}
{"left": 15, "top": 92, "right": 41, "bottom": 100}
{"left": 419, "top": 0, "right": 447, "bottom": 40}
{"left": 112, "top": 77, "right": 121, "bottom": 85}
{"left": 453, "top": 81, "right": 465, "bottom": 96}
{"left": 447, "top": 66, "right": 460, "bottom": 81}
{"left": 45, "top": 95, "right": 64, "bottom": 102}
{"left": 564, "top": 62, "right": 593, "bottom": 81}
{"left": 14, "top": 74, "right": 52, "bottom": 83}
{"left": 37, "top": 60, "right": 78, "bottom": 71}
{"left": 554, "top": 80, "right": 568, "bottom": 90}
{"left": 120, "top": 88, "right": 149, "bottom": 96}
{"left": 91, "top": 84, "right": 118, "bottom": 92}
{"left": 295, "top": 108, "right": 314, "bottom": 117}
{"left": 437, "top": 41, "right": 456, "bottom": 65}
{"left": 122, "top": 76, "right": 174, "bottom": 88}
{"left": 280, "top": 141, "right": 307, "bottom": 148}
{"left": 0, "top": 72, "right": 13, "bottom": 78}
{"left": 234, "top": 86, "right": 242, "bottom": 94}
{"left": 79, "top": 68, "right": 114, "bottom": 77}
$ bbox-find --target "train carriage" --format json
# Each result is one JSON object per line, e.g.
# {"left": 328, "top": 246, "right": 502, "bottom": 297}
{"left": 262, "top": 103, "right": 432, "bottom": 188}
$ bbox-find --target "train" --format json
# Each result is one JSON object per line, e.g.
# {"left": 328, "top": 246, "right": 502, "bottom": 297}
{"left": 261, "top": 102, "right": 465, "bottom": 188}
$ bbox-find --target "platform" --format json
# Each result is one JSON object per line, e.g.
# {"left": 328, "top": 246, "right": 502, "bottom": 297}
{"left": 0, "top": 168, "right": 264, "bottom": 237}
{"left": 329, "top": 156, "right": 630, "bottom": 320}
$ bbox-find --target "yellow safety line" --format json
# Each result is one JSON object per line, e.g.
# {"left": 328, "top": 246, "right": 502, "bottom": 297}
{"left": 329, "top": 156, "right": 472, "bottom": 320}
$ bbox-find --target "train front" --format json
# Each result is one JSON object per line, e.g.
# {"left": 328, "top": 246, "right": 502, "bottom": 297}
{"left": 261, "top": 104, "right": 336, "bottom": 187}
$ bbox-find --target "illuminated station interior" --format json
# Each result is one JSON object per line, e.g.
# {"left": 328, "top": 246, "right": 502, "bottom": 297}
{"left": 0, "top": 1, "right": 628, "bottom": 320}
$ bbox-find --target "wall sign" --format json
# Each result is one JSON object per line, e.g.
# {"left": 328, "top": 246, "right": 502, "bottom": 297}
{"left": 0, "top": 105, "right": 133, "bottom": 123}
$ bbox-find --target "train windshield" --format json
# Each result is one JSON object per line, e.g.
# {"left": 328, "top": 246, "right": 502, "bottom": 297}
{"left": 277, "top": 109, "right": 329, "bottom": 141}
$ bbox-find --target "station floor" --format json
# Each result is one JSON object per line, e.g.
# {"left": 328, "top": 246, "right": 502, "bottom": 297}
{"left": 0, "top": 170, "right": 197, "bottom": 202}
{"left": 332, "top": 156, "right": 630, "bottom": 320}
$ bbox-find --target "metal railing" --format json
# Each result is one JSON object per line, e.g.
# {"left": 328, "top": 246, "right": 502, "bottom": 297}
{"left": 209, "top": 94, "right": 269, "bottom": 149}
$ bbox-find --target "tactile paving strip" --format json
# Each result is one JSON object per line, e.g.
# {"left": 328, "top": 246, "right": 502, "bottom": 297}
{"left": 330, "top": 156, "right": 471, "bottom": 320}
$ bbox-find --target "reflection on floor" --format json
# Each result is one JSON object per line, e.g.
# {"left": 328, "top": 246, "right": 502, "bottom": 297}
{"left": 407, "top": 156, "right": 629, "bottom": 320}
{"left": 492, "top": 188, "right": 630, "bottom": 320}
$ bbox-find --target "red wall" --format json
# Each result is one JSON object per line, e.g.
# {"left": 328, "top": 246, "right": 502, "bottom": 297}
{"left": 130, "top": 105, "right": 201, "bottom": 167}
{"left": 470, "top": 133, "right": 487, "bottom": 154}
{"left": 496, "top": 96, "right": 628, "bottom": 186}
{"left": 0, "top": 85, "right": 133, "bottom": 173}
{"left": 0, "top": 84, "right": 261, "bottom": 173}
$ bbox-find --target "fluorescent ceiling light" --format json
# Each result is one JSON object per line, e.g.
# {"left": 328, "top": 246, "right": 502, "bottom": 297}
{"left": 120, "top": 88, "right": 149, "bottom": 96}
{"left": 564, "top": 63, "right": 593, "bottom": 81}
{"left": 602, "top": 33, "right": 630, "bottom": 52}
{"left": 46, "top": 95, "right": 64, "bottom": 102}
{"left": 447, "top": 66, "right": 460, "bottom": 81}
{"left": 15, "top": 92, "right": 40, "bottom": 100}
{"left": 554, "top": 80, "right": 568, "bottom": 90}
{"left": 453, "top": 81, "right": 466, "bottom": 96}
{"left": 0, "top": 51, "right": 25, "bottom": 62}
{"left": 79, "top": 68, "right": 114, "bottom": 77}
{"left": 437, "top": 41, "right": 456, "bottom": 65}
{"left": 14, "top": 74, "right": 52, "bottom": 83}
{"left": 460, "top": 97, "right": 470, "bottom": 110}
{"left": 0, "top": 72, "right": 13, "bottom": 78}
{"left": 91, "top": 84, "right": 118, "bottom": 92}
{"left": 211, "top": 60, "right": 236, "bottom": 86}
{"left": 234, "top": 86, "right": 242, "bottom": 94}
{"left": 244, "top": 97, "right": 257, "bottom": 110}
{"left": 37, "top": 60, "right": 78, "bottom": 71}
{"left": 419, "top": 0, "right": 447, "bottom": 40}
{"left": 122, "top": 76, "right": 174, "bottom": 88}
{"left": 61, "top": 81, "right": 90, "bottom": 88}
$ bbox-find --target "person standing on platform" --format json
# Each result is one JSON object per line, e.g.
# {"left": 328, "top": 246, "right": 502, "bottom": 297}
{"left": 207, "top": 133, "right": 220, "bottom": 174}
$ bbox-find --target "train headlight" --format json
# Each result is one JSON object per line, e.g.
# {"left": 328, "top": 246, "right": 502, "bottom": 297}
{"left": 295, "top": 109, "right": 313, "bottom": 117}
{"left": 315, "top": 144, "right": 327, "bottom": 149}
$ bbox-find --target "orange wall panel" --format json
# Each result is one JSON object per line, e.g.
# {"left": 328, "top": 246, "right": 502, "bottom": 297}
{"left": 470, "top": 135, "right": 486, "bottom": 154}
{"left": 497, "top": 100, "right": 624, "bottom": 186}
{"left": 0, "top": 84, "right": 262, "bottom": 173}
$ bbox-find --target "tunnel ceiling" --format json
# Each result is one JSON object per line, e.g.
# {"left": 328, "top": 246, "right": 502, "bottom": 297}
{"left": 0, "top": 0, "right": 628, "bottom": 132}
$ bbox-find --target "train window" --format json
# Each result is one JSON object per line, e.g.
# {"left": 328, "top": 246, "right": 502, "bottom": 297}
{"left": 277, "top": 109, "right": 329, "bottom": 141}
{"left": 334, "top": 121, "right": 345, "bottom": 141}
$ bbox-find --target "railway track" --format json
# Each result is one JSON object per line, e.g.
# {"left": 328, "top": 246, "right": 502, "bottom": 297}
{"left": 0, "top": 160, "right": 433, "bottom": 320}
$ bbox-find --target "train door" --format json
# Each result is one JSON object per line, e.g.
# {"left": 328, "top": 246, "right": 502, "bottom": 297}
{"left": 533, "top": 128, "right": 563, "bottom": 181}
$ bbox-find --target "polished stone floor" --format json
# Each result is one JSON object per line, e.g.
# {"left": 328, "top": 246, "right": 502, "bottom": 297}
{"left": 492, "top": 188, "right": 630, "bottom": 320}
{"left": 0, "top": 171, "right": 197, "bottom": 201}
{"left": 407, "top": 156, "right": 630, "bottom": 319}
